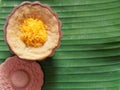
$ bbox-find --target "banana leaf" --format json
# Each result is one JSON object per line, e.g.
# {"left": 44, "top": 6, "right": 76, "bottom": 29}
{"left": 0, "top": 0, "right": 120, "bottom": 90}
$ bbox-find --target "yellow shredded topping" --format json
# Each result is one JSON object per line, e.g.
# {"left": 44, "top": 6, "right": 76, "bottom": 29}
{"left": 19, "top": 18, "right": 47, "bottom": 47}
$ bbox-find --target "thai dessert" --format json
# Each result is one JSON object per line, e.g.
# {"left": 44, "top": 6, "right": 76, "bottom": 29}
{"left": 4, "top": 1, "right": 62, "bottom": 60}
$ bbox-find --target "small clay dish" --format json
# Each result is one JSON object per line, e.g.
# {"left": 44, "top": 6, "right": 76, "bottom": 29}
{"left": 4, "top": 1, "right": 62, "bottom": 60}
{"left": 0, "top": 56, "right": 44, "bottom": 90}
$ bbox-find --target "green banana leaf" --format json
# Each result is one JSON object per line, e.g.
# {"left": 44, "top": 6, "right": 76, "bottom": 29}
{"left": 0, "top": 0, "right": 120, "bottom": 90}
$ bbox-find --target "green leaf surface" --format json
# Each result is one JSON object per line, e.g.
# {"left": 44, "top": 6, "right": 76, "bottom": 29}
{"left": 0, "top": 0, "right": 120, "bottom": 90}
